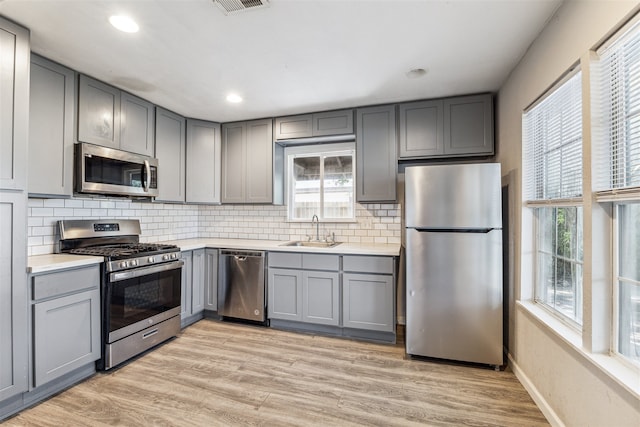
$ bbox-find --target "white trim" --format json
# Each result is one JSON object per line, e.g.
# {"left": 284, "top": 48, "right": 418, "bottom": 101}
{"left": 508, "top": 352, "right": 565, "bottom": 427}
{"left": 595, "top": 188, "right": 640, "bottom": 203}
{"left": 524, "top": 198, "right": 583, "bottom": 208}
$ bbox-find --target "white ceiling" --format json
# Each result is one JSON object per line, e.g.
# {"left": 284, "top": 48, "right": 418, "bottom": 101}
{"left": 0, "top": 0, "right": 562, "bottom": 123}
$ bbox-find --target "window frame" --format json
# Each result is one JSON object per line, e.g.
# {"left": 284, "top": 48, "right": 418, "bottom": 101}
{"left": 284, "top": 142, "right": 356, "bottom": 223}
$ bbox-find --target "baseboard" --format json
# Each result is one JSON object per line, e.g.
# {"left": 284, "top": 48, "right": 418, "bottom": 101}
{"left": 508, "top": 353, "right": 565, "bottom": 427}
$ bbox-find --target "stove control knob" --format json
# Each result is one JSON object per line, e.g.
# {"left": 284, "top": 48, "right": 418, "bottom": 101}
{"left": 162, "top": 254, "right": 170, "bottom": 261}
{"left": 148, "top": 257, "right": 154, "bottom": 263}
{"left": 131, "top": 260, "right": 138, "bottom": 266}
{"left": 170, "top": 253, "right": 177, "bottom": 259}
{"left": 120, "top": 261, "right": 128, "bottom": 268}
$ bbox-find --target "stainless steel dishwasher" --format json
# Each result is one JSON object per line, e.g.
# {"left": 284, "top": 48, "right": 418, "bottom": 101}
{"left": 218, "top": 249, "right": 266, "bottom": 323}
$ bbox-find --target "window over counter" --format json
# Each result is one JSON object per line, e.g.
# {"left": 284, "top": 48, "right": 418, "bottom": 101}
{"left": 285, "top": 143, "right": 355, "bottom": 221}
{"left": 523, "top": 69, "right": 584, "bottom": 327}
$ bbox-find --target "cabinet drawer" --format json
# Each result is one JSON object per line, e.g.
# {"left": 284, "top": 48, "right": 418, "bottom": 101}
{"left": 32, "top": 265, "right": 100, "bottom": 301}
{"left": 268, "top": 252, "right": 302, "bottom": 269}
{"left": 343, "top": 256, "right": 394, "bottom": 274}
{"left": 302, "top": 254, "right": 339, "bottom": 271}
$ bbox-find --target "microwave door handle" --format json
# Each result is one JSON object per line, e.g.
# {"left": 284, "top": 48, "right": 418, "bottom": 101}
{"left": 143, "top": 160, "right": 151, "bottom": 192}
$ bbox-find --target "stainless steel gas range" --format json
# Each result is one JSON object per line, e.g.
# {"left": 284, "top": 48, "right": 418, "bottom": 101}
{"left": 58, "top": 219, "right": 182, "bottom": 370}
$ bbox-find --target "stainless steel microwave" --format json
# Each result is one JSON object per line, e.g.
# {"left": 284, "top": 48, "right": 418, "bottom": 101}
{"left": 75, "top": 143, "right": 158, "bottom": 198}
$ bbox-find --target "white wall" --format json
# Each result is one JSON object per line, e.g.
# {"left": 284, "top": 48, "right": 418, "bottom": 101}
{"left": 497, "top": 1, "right": 639, "bottom": 426}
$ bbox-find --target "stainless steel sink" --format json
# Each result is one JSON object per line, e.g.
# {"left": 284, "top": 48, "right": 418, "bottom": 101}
{"left": 280, "top": 241, "right": 341, "bottom": 248}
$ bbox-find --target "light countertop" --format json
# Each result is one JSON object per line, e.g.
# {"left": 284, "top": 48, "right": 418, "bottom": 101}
{"left": 28, "top": 239, "right": 401, "bottom": 273}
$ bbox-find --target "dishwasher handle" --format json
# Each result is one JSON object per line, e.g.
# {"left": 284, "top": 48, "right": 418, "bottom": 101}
{"left": 220, "top": 249, "right": 265, "bottom": 258}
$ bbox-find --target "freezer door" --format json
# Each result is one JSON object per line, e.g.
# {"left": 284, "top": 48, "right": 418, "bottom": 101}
{"left": 405, "top": 163, "right": 502, "bottom": 229}
{"left": 405, "top": 228, "right": 503, "bottom": 365}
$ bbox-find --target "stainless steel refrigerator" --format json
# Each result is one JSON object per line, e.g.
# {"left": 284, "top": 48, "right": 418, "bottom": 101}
{"left": 405, "top": 163, "right": 503, "bottom": 367}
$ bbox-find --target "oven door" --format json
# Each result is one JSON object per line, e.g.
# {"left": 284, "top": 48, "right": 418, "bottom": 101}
{"left": 106, "top": 260, "right": 182, "bottom": 343}
{"left": 76, "top": 142, "right": 158, "bottom": 197}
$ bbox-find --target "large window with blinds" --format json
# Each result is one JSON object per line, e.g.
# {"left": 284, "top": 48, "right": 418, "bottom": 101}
{"left": 523, "top": 70, "right": 584, "bottom": 325}
{"left": 596, "top": 19, "right": 640, "bottom": 364}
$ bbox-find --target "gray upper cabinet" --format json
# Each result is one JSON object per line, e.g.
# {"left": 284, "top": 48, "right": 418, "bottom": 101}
{"left": 443, "top": 94, "right": 494, "bottom": 156}
{"left": 78, "top": 75, "right": 121, "bottom": 149}
{"left": 399, "top": 100, "right": 444, "bottom": 158}
{"left": 398, "top": 94, "right": 494, "bottom": 159}
{"left": 221, "top": 119, "right": 273, "bottom": 204}
{"left": 120, "top": 92, "right": 155, "bottom": 157}
{"left": 356, "top": 105, "right": 397, "bottom": 202}
{"left": 0, "top": 18, "right": 29, "bottom": 191}
{"left": 28, "top": 55, "right": 75, "bottom": 197}
{"left": 78, "top": 74, "right": 155, "bottom": 156}
{"left": 186, "top": 119, "right": 221, "bottom": 204}
{"left": 0, "top": 192, "right": 28, "bottom": 402}
{"left": 31, "top": 265, "right": 101, "bottom": 388}
{"left": 155, "top": 107, "right": 186, "bottom": 203}
{"left": 274, "top": 109, "right": 354, "bottom": 140}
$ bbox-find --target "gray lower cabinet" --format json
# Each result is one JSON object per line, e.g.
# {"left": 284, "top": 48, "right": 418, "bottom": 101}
{"left": 268, "top": 268, "right": 303, "bottom": 321}
{"left": 186, "top": 119, "right": 221, "bottom": 204}
{"left": 78, "top": 74, "right": 155, "bottom": 156}
{"left": 356, "top": 105, "right": 397, "bottom": 202}
{"left": 274, "top": 109, "right": 354, "bottom": 140}
{"left": 180, "top": 249, "right": 205, "bottom": 327}
{"left": 28, "top": 55, "right": 75, "bottom": 197}
{"left": 204, "top": 249, "right": 218, "bottom": 311}
{"left": 221, "top": 119, "right": 273, "bottom": 203}
{"left": 30, "top": 265, "right": 101, "bottom": 388}
{"left": 155, "top": 107, "right": 186, "bottom": 203}
{"left": 302, "top": 270, "right": 340, "bottom": 326}
{"left": 398, "top": 94, "right": 494, "bottom": 159}
{"left": 342, "top": 255, "right": 395, "bottom": 333}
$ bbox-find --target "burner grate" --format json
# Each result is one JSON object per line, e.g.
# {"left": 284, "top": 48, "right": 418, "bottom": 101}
{"left": 68, "top": 243, "right": 179, "bottom": 257}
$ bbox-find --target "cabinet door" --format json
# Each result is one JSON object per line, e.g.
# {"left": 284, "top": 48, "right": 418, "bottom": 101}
{"left": 399, "top": 100, "right": 444, "bottom": 158}
{"left": 312, "top": 109, "right": 354, "bottom": 136}
{"left": 356, "top": 105, "right": 397, "bottom": 202}
{"left": 245, "top": 119, "right": 273, "bottom": 203}
{"left": 443, "top": 94, "right": 494, "bottom": 156}
{"left": 343, "top": 273, "right": 394, "bottom": 332}
{"left": 191, "top": 249, "right": 205, "bottom": 314}
{"left": 180, "top": 251, "right": 193, "bottom": 322}
{"left": 120, "top": 92, "right": 154, "bottom": 156}
{"left": 302, "top": 271, "right": 340, "bottom": 326}
{"left": 186, "top": 119, "right": 221, "bottom": 204}
{"left": 268, "top": 268, "right": 302, "bottom": 321}
{"left": 33, "top": 288, "right": 100, "bottom": 388}
{"left": 78, "top": 75, "right": 121, "bottom": 148}
{"left": 274, "top": 114, "right": 313, "bottom": 139}
{"left": 155, "top": 108, "right": 186, "bottom": 203}
{"left": 204, "top": 249, "right": 218, "bottom": 311}
{"left": 28, "top": 55, "right": 75, "bottom": 197}
{"left": 0, "top": 192, "right": 28, "bottom": 401}
{"left": 0, "top": 18, "right": 29, "bottom": 191}
{"left": 221, "top": 122, "right": 245, "bottom": 203}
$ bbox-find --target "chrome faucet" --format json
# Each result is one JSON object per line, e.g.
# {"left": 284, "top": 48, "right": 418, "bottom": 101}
{"left": 311, "top": 214, "right": 319, "bottom": 241}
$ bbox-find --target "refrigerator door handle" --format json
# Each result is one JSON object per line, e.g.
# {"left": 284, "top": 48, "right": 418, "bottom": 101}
{"left": 413, "top": 228, "right": 497, "bottom": 233}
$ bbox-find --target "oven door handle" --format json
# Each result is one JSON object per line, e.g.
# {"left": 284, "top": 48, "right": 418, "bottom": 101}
{"left": 109, "top": 260, "right": 184, "bottom": 282}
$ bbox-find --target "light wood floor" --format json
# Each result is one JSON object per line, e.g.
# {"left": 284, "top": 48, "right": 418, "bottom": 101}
{"left": 5, "top": 320, "right": 548, "bottom": 426}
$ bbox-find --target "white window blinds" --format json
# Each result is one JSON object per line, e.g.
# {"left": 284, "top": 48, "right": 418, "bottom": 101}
{"left": 595, "top": 20, "right": 640, "bottom": 194}
{"left": 523, "top": 71, "right": 583, "bottom": 202}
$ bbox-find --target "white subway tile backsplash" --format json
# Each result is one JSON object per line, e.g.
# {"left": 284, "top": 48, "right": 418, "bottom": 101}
{"left": 27, "top": 196, "right": 401, "bottom": 255}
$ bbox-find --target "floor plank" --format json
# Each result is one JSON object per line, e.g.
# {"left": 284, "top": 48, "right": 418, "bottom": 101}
{"left": 4, "top": 320, "right": 548, "bottom": 426}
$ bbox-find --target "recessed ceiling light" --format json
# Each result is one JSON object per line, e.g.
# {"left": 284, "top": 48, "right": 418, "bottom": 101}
{"left": 226, "top": 94, "right": 243, "bottom": 103}
{"left": 109, "top": 15, "right": 139, "bottom": 33}
{"left": 406, "top": 68, "right": 428, "bottom": 79}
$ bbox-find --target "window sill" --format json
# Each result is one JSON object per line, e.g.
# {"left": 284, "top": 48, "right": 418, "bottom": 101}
{"left": 517, "top": 300, "right": 640, "bottom": 401}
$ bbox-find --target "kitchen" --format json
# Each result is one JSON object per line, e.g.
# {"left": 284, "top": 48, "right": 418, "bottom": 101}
{"left": 1, "top": 1, "right": 639, "bottom": 426}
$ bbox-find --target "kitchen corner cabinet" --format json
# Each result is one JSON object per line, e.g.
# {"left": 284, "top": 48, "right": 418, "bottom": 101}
{"left": 268, "top": 253, "right": 340, "bottom": 326}
{"left": 398, "top": 94, "right": 494, "bottom": 159}
{"left": 204, "top": 249, "right": 218, "bottom": 311}
{"left": 0, "top": 16, "right": 29, "bottom": 404}
{"left": 155, "top": 108, "right": 186, "bottom": 203}
{"left": 342, "top": 256, "right": 395, "bottom": 332}
{"left": 28, "top": 55, "right": 75, "bottom": 197}
{"left": 274, "top": 109, "right": 354, "bottom": 140}
{"left": 356, "top": 105, "right": 397, "bottom": 202}
{"left": 78, "top": 74, "right": 155, "bottom": 156}
{"left": 186, "top": 119, "right": 221, "bottom": 204}
{"left": 30, "top": 265, "right": 101, "bottom": 388}
{"left": 221, "top": 119, "right": 273, "bottom": 204}
{"left": 180, "top": 249, "right": 205, "bottom": 327}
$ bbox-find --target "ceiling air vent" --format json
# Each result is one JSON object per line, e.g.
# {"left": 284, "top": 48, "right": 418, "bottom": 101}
{"left": 213, "top": 0, "right": 269, "bottom": 15}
